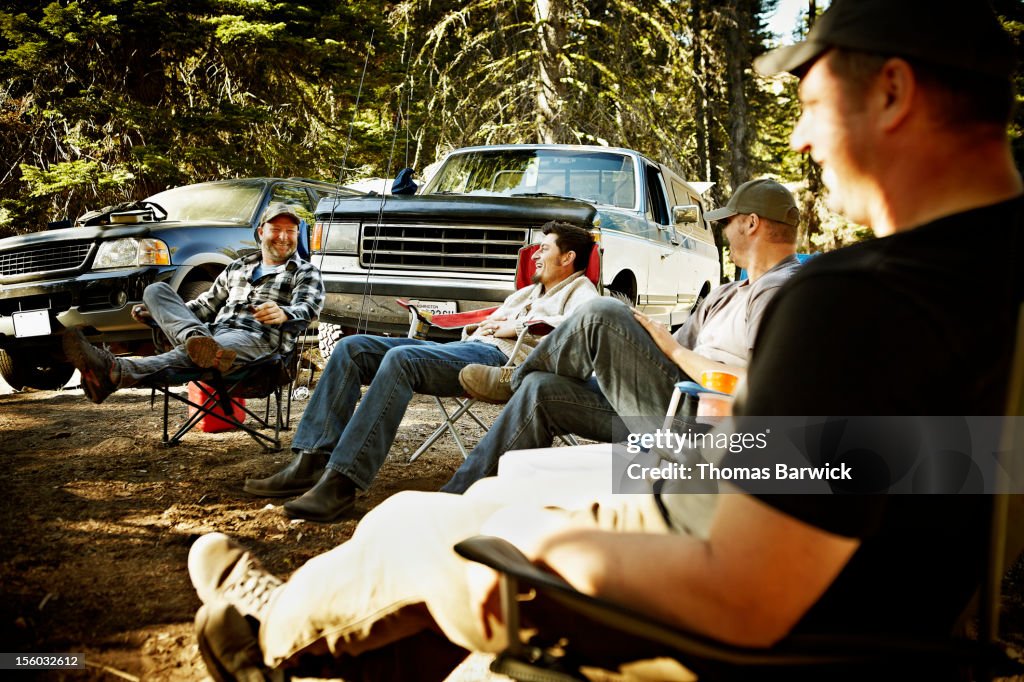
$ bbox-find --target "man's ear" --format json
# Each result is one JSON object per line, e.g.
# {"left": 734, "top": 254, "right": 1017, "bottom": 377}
{"left": 747, "top": 213, "right": 760, "bottom": 234}
{"left": 875, "top": 57, "right": 915, "bottom": 132}
{"left": 562, "top": 250, "right": 575, "bottom": 267}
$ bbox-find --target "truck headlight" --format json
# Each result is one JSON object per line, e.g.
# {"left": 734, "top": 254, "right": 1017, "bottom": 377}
{"left": 94, "top": 238, "right": 171, "bottom": 269}
{"left": 313, "top": 221, "right": 359, "bottom": 253}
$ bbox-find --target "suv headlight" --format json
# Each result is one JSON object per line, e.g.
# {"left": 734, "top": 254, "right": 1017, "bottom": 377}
{"left": 94, "top": 238, "right": 171, "bottom": 269}
{"left": 313, "top": 221, "right": 359, "bottom": 253}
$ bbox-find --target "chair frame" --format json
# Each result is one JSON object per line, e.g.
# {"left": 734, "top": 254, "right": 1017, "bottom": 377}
{"left": 142, "top": 322, "right": 311, "bottom": 451}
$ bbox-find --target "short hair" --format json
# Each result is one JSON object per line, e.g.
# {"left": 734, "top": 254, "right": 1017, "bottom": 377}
{"left": 541, "top": 221, "right": 594, "bottom": 273}
{"left": 827, "top": 48, "right": 1015, "bottom": 128}
{"left": 760, "top": 216, "right": 798, "bottom": 244}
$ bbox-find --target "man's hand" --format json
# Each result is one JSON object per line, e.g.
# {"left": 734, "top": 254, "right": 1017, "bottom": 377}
{"left": 252, "top": 301, "right": 288, "bottom": 325}
{"left": 633, "top": 308, "right": 682, "bottom": 362}
{"left": 131, "top": 304, "right": 153, "bottom": 325}
{"left": 478, "top": 315, "right": 519, "bottom": 339}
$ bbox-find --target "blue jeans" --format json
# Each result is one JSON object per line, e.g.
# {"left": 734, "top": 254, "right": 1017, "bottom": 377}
{"left": 118, "top": 282, "right": 276, "bottom": 383}
{"left": 513, "top": 297, "right": 686, "bottom": 415}
{"left": 443, "top": 298, "right": 690, "bottom": 493}
{"left": 291, "top": 335, "right": 508, "bottom": 489}
{"left": 441, "top": 374, "right": 616, "bottom": 493}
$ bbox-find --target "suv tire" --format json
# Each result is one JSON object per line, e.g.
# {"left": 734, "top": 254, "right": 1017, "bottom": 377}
{"left": 178, "top": 280, "right": 214, "bottom": 301}
{"left": 0, "top": 348, "right": 75, "bottom": 391}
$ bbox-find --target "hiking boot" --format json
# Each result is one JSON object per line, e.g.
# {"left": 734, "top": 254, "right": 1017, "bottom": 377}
{"left": 458, "top": 364, "right": 514, "bottom": 404}
{"left": 188, "top": 533, "right": 282, "bottom": 622}
{"left": 283, "top": 469, "right": 357, "bottom": 523}
{"left": 62, "top": 326, "right": 120, "bottom": 404}
{"left": 186, "top": 335, "right": 237, "bottom": 374}
{"left": 243, "top": 451, "right": 328, "bottom": 498}
{"left": 195, "top": 602, "right": 278, "bottom": 682}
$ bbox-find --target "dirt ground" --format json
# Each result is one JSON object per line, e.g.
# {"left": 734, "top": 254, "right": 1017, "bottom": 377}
{"left": 3, "top": 363, "right": 1024, "bottom": 681}
{"left": 0, "top": 362, "right": 508, "bottom": 681}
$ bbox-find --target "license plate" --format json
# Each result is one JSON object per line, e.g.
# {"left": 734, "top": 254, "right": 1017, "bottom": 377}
{"left": 13, "top": 309, "right": 51, "bottom": 338}
{"left": 407, "top": 299, "right": 457, "bottom": 316}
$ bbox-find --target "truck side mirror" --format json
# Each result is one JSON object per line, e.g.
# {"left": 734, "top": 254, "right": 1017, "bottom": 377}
{"left": 672, "top": 204, "right": 700, "bottom": 227}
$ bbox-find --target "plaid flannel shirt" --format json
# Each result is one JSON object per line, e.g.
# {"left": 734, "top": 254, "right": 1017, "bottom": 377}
{"left": 185, "top": 251, "right": 325, "bottom": 355}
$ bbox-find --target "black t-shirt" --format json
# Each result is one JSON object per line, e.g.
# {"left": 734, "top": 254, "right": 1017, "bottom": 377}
{"left": 731, "top": 196, "right": 1024, "bottom": 636}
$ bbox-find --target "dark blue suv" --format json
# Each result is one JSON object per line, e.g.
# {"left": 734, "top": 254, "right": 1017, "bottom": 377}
{"left": 0, "top": 177, "right": 354, "bottom": 390}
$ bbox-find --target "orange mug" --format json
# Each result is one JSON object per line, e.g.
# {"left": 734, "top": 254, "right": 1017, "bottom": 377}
{"left": 699, "top": 369, "right": 739, "bottom": 395}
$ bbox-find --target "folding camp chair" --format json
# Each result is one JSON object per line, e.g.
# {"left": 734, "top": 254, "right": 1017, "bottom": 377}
{"left": 142, "top": 319, "right": 310, "bottom": 451}
{"left": 398, "top": 241, "right": 602, "bottom": 462}
{"left": 454, "top": 308, "right": 1024, "bottom": 682}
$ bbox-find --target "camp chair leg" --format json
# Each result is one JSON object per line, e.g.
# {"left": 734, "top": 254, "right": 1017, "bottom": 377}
{"left": 410, "top": 396, "right": 477, "bottom": 462}
{"left": 162, "top": 388, "right": 170, "bottom": 444}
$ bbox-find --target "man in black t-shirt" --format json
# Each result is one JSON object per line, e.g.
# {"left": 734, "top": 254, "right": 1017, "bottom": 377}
{"left": 184, "top": 1, "right": 1022, "bottom": 679}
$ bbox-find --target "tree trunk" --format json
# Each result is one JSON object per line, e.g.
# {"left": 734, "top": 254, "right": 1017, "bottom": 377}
{"left": 534, "top": 0, "right": 560, "bottom": 143}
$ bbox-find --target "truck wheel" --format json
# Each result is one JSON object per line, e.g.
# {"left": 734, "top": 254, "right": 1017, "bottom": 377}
{"left": 318, "top": 322, "right": 344, "bottom": 362}
{"left": 0, "top": 349, "right": 75, "bottom": 391}
{"left": 178, "top": 280, "right": 213, "bottom": 301}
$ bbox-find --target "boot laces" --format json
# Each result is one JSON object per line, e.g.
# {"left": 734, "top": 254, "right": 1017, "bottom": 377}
{"left": 223, "top": 555, "right": 283, "bottom": 617}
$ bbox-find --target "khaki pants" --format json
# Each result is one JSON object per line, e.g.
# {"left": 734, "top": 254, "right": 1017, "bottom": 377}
{"left": 259, "top": 476, "right": 672, "bottom": 671}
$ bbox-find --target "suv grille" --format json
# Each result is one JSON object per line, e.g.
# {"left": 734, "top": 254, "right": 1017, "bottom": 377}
{"left": 0, "top": 242, "right": 92, "bottom": 277}
{"left": 359, "top": 223, "right": 528, "bottom": 272}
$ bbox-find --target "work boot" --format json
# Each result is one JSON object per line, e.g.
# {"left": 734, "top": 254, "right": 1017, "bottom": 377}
{"left": 195, "top": 602, "right": 279, "bottom": 682}
{"left": 283, "top": 469, "right": 357, "bottom": 523}
{"left": 62, "top": 326, "right": 120, "bottom": 404}
{"left": 186, "top": 334, "right": 237, "bottom": 374}
{"left": 458, "top": 364, "right": 514, "bottom": 404}
{"left": 188, "top": 533, "right": 282, "bottom": 622}
{"left": 243, "top": 451, "right": 328, "bottom": 498}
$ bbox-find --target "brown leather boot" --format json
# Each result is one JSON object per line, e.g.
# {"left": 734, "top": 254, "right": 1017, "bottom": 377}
{"left": 242, "top": 451, "right": 328, "bottom": 498}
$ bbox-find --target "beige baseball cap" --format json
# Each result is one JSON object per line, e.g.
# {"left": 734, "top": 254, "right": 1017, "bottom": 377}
{"left": 261, "top": 202, "right": 302, "bottom": 226}
{"left": 704, "top": 179, "right": 800, "bottom": 227}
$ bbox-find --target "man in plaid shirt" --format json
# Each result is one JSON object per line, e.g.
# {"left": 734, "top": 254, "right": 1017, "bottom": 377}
{"left": 63, "top": 203, "right": 325, "bottom": 404}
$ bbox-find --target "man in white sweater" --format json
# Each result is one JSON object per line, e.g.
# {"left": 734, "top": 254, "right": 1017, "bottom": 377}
{"left": 244, "top": 221, "right": 599, "bottom": 522}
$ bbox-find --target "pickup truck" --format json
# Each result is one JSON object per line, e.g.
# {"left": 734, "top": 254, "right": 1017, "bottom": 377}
{"left": 0, "top": 177, "right": 353, "bottom": 390}
{"left": 312, "top": 144, "right": 721, "bottom": 339}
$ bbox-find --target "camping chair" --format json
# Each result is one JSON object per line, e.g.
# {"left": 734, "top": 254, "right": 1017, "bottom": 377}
{"left": 398, "top": 241, "right": 602, "bottom": 462}
{"left": 454, "top": 307, "right": 1024, "bottom": 682}
{"left": 141, "top": 319, "right": 311, "bottom": 451}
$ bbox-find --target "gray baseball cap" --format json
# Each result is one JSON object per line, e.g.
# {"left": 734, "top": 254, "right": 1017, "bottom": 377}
{"left": 261, "top": 202, "right": 302, "bottom": 226}
{"left": 705, "top": 179, "right": 800, "bottom": 227}
{"left": 755, "top": 0, "right": 1014, "bottom": 78}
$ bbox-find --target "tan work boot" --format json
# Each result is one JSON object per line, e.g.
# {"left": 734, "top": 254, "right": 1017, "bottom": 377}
{"left": 458, "top": 364, "right": 515, "bottom": 404}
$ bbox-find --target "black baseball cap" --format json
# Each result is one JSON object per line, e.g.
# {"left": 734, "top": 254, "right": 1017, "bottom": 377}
{"left": 755, "top": 0, "right": 1015, "bottom": 78}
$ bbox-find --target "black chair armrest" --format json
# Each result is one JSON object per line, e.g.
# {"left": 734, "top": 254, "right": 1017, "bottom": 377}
{"left": 454, "top": 536, "right": 996, "bottom": 677}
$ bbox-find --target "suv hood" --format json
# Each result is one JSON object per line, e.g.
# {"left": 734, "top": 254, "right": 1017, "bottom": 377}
{"left": 316, "top": 194, "right": 597, "bottom": 226}
{"left": 0, "top": 220, "right": 248, "bottom": 249}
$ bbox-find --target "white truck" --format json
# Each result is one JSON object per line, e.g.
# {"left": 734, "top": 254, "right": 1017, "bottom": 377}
{"left": 312, "top": 144, "right": 721, "bottom": 339}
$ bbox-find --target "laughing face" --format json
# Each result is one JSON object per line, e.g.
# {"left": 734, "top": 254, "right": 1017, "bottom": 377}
{"left": 259, "top": 215, "right": 300, "bottom": 265}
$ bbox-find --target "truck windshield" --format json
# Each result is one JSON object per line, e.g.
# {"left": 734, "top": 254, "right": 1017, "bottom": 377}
{"left": 146, "top": 182, "right": 264, "bottom": 223}
{"left": 426, "top": 149, "right": 637, "bottom": 209}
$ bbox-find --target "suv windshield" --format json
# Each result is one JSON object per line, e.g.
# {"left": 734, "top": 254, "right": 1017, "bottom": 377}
{"left": 426, "top": 149, "right": 637, "bottom": 209}
{"left": 147, "top": 182, "right": 264, "bottom": 223}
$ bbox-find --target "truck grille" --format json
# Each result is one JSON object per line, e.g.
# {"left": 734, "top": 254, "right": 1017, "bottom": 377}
{"left": 359, "top": 223, "right": 529, "bottom": 272}
{"left": 0, "top": 242, "right": 92, "bottom": 277}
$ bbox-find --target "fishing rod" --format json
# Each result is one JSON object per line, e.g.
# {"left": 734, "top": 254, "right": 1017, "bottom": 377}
{"left": 292, "top": 29, "right": 375, "bottom": 400}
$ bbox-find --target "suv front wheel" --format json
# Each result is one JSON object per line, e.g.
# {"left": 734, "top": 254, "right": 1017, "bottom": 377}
{"left": 0, "top": 348, "right": 75, "bottom": 391}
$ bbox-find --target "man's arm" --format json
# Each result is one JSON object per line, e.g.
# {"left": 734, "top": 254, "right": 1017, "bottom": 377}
{"left": 523, "top": 493, "right": 859, "bottom": 647}
{"left": 634, "top": 310, "right": 747, "bottom": 381}
{"left": 255, "top": 265, "right": 325, "bottom": 327}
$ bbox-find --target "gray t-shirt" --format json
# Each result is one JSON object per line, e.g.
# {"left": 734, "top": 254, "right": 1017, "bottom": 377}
{"left": 673, "top": 255, "right": 802, "bottom": 367}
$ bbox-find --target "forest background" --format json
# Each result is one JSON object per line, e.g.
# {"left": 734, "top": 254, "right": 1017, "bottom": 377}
{"left": 1, "top": 0, "right": 1022, "bottom": 260}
